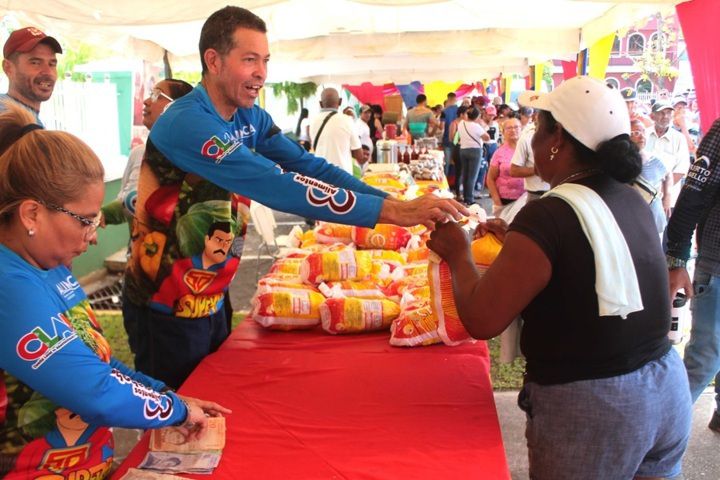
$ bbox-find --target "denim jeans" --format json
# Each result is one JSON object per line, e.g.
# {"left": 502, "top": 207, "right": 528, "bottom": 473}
{"left": 518, "top": 349, "right": 690, "bottom": 479}
{"left": 443, "top": 145, "right": 454, "bottom": 177}
{"left": 122, "top": 299, "right": 229, "bottom": 389}
{"left": 684, "top": 267, "right": 720, "bottom": 409}
{"left": 460, "top": 147, "right": 482, "bottom": 204}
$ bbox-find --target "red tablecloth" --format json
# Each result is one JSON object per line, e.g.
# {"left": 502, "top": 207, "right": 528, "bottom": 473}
{"left": 113, "top": 321, "right": 510, "bottom": 479}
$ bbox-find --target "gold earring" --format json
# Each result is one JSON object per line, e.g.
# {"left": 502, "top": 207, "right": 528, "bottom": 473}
{"left": 549, "top": 146, "right": 559, "bottom": 162}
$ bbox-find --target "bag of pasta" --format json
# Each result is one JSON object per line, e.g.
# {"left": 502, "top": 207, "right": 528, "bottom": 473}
{"left": 314, "top": 222, "right": 354, "bottom": 245}
{"left": 300, "top": 250, "right": 372, "bottom": 284}
{"left": 269, "top": 257, "right": 304, "bottom": 276}
{"left": 352, "top": 224, "right": 412, "bottom": 251}
{"left": 318, "top": 280, "right": 387, "bottom": 299}
{"left": 256, "top": 275, "right": 318, "bottom": 296}
{"left": 252, "top": 289, "right": 325, "bottom": 330}
{"left": 429, "top": 233, "right": 503, "bottom": 346}
{"left": 390, "top": 300, "right": 441, "bottom": 347}
{"left": 320, "top": 297, "right": 400, "bottom": 334}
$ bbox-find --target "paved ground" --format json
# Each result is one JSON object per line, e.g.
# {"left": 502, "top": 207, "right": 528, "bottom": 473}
{"left": 113, "top": 201, "right": 719, "bottom": 479}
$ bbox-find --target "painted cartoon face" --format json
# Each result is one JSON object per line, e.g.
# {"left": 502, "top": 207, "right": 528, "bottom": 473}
{"left": 204, "top": 228, "right": 234, "bottom": 266}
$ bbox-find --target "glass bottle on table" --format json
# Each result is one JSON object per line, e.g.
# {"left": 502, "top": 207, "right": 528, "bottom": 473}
{"left": 402, "top": 144, "right": 411, "bottom": 164}
{"left": 410, "top": 143, "right": 420, "bottom": 161}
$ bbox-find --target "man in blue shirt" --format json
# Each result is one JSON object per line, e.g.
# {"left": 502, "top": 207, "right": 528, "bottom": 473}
{"left": 124, "top": 6, "right": 466, "bottom": 389}
{"left": 0, "top": 27, "right": 62, "bottom": 125}
{"left": 441, "top": 92, "right": 458, "bottom": 177}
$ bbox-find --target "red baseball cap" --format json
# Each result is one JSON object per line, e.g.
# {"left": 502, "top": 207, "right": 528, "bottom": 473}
{"left": 3, "top": 27, "right": 62, "bottom": 59}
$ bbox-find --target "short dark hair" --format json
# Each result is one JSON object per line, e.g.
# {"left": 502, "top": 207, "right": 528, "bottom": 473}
{"left": 199, "top": 6, "right": 267, "bottom": 75}
{"left": 416, "top": 94, "right": 427, "bottom": 104}
{"left": 467, "top": 107, "right": 480, "bottom": 121}
{"left": 447, "top": 92, "right": 457, "bottom": 99}
{"left": 519, "top": 106, "right": 533, "bottom": 117}
{"left": 207, "top": 221, "right": 232, "bottom": 237}
{"left": 165, "top": 79, "right": 194, "bottom": 100}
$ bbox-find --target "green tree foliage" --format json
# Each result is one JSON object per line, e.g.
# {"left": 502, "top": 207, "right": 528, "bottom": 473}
{"left": 56, "top": 41, "right": 113, "bottom": 82}
{"left": 629, "top": 13, "right": 680, "bottom": 89}
{"left": 270, "top": 81, "right": 318, "bottom": 114}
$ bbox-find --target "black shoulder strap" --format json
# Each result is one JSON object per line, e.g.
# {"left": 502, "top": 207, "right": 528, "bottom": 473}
{"left": 313, "top": 111, "right": 338, "bottom": 151}
{"left": 462, "top": 121, "right": 483, "bottom": 147}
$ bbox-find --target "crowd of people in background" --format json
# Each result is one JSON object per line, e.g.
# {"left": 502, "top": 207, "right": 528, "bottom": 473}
{"left": 1, "top": 13, "right": 717, "bottom": 480}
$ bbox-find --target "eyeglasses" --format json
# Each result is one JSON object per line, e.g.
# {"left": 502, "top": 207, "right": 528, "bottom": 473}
{"left": 39, "top": 200, "right": 102, "bottom": 236}
{"left": 630, "top": 130, "right": 645, "bottom": 137}
{"left": 149, "top": 88, "right": 174, "bottom": 104}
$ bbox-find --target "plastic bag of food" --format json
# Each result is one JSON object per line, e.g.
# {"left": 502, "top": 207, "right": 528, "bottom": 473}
{"left": 383, "top": 273, "right": 427, "bottom": 298}
{"left": 401, "top": 262, "right": 428, "bottom": 278}
{"left": 319, "top": 280, "right": 387, "bottom": 299}
{"left": 320, "top": 297, "right": 401, "bottom": 334}
{"left": 300, "top": 250, "right": 372, "bottom": 284}
{"left": 269, "top": 258, "right": 304, "bottom": 276}
{"left": 314, "top": 222, "right": 354, "bottom": 245}
{"left": 429, "top": 233, "right": 502, "bottom": 346}
{"left": 362, "top": 173, "right": 407, "bottom": 190}
{"left": 365, "top": 249, "right": 406, "bottom": 268}
{"left": 256, "top": 275, "right": 318, "bottom": 296}
{"left": 405, "top": 246, "right": 430, "bottom": 263}
{"left": 300, "top": 229, "right": 318, "bottom": 248}
{"left": 252, "top": 290, "right": 325, "bottom": 330}
{"left": 390, "top": 300, "right": 441, "bottom": 347}
{"left": 352, "top": 224, "right": 412, "bottom": 251}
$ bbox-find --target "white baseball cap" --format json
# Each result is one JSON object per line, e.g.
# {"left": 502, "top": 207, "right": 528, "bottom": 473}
{"left": 524, "top": 76, "right": 630, "bottom": 152}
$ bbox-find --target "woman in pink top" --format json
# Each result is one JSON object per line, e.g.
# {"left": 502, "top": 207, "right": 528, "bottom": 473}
{"left": 487, "top": 117, "right": 525, "bottom": 215}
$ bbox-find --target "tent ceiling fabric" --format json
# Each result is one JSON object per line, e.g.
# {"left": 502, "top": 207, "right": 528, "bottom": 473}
{"left": 2, "top": 0, "right": 683, "bottom": 83}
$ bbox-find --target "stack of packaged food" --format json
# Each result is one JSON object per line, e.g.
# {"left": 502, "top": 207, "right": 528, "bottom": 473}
{"left": 249, "top": 166, "right": 499, "bottom": 348}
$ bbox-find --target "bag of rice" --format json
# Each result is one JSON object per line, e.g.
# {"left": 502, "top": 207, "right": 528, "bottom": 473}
{"left": 352, "top": 224, "right": 412, "bottom": 250}
{"left": 314, "top": 222, "right": 354, "bottom": 245}
{"left": 429, "top": 233, "right": 503, "bottom": 346}
{"left": 389, "top": 300, "right": 441, "bottom": 347}
{"left": 319, "top": 280, "right": 387, "bottom": 299}
{"left": 300, "top": 250, "right": 373, "bottom": 284}
{"left": 252, "top": 289, "right": 325, "bottom": 330}
{"left": 269, "top": 257, "right": 304, "bottom": 276}
{"left": 320, "top": 297, "right": 401, "bottom": 334}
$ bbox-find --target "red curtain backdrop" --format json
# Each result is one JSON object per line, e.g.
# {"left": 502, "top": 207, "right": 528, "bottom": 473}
{"left": 676, "top": 0, "right": 720, "bottom": 133}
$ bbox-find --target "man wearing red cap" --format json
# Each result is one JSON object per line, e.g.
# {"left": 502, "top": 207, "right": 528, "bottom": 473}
{"left": 1, "top": 27, "right": 62, "bottom": 126}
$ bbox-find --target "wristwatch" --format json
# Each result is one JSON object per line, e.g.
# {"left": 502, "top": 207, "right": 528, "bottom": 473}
{"left": 666, "top": 255, "right": 687, "bottom": 270}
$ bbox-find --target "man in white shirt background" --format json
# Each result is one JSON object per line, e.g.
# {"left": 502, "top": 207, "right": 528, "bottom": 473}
{"left": 645, "top": 100, "right": 690, "bottom": 209}
{"left": 309, "top": 87, "right": 363, "bottom": 175}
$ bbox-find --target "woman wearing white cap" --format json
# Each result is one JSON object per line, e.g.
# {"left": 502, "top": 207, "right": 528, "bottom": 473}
{"left": 428, "top": 76, "right": 691, "bottom": 479}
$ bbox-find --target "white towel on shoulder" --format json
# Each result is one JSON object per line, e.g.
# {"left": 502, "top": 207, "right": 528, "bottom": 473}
{"left": 543, "top": 183, "right": 643, "bottom": 319}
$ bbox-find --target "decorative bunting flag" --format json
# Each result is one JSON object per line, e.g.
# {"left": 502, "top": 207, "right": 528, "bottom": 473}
{"left": 588, "top": 33, "right": 616, "bottom": 80}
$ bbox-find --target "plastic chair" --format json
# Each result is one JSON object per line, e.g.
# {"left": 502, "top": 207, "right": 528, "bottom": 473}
{"left": 249, "top": 202, "right": 292, "bottom": 279}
